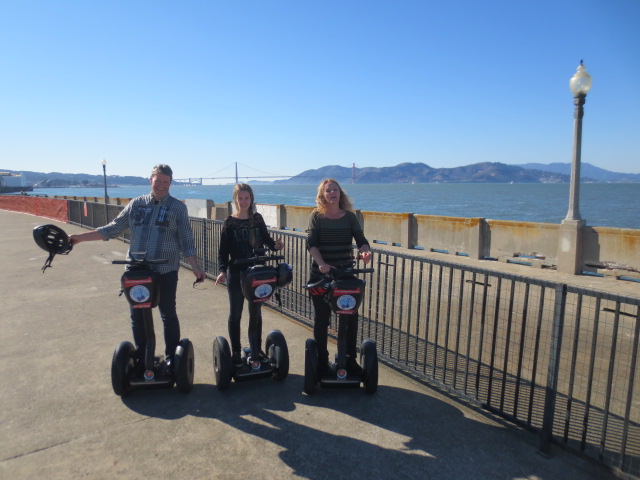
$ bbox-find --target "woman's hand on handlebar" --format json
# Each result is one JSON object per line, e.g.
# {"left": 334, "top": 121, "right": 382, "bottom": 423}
{"left": 215, "top": 272, "right": 227, "bottom": 285}
{"left": 359, "top": 250, "right": 372, "bottom": 265}
{"left": 318, "top": 264, "right": 332, "bottom": 275}
{"left": 274, "top": 239, "right": 284, "bottom": 251}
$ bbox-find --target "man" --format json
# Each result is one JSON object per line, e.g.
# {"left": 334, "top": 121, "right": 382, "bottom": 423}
{"left": 70, "top": 164, "right": 206, "bottom": 371}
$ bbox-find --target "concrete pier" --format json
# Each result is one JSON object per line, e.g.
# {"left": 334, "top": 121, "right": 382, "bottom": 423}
{"left": 1, "top": 209, "right": 614, "bottom": 479}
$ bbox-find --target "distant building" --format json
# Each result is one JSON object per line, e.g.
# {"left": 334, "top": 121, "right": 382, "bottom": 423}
{"left": 1, "top": 172, "right": 32, "bottom": 193}
{"left": 0, "top": 172, "right": 30, "bottom": 187}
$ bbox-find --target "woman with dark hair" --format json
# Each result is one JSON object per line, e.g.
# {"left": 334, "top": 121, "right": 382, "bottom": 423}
{"left": 216, "top": 183, "right": 283, "bottom": 365}
{"left": 306, "top": 178, "right": 372, "bottom": 376}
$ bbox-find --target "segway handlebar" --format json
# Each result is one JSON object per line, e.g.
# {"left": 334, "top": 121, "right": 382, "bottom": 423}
{"left": 320, "top": 265, "right": 375, "bottom": 278}
{"left": 112, "top": 258, "right": 168, "bottom": 266}
{"left": 233, "top": 248, "right": 285, "bottom": 267}
{"left": 306, "top": 264, "right": 374, "bottom": 293}
{"left": 333, "top": 266, "right": 374, "bottom": 276}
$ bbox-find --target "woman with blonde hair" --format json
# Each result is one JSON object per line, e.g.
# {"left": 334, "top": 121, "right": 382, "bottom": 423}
{"left": 306, "top": 178, "right": 371, "bottom": 376}
{"left": 216, "top": 183, "right": 283, "bottom": 366}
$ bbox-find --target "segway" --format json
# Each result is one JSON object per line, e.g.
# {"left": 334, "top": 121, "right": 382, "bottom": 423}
{"left": 304, "top": 264, "right": 378, "bottom": 395}
{"left": 213, "top": 249, "right": 292, "bottom": 390}
{"left": 110, "top": 257, "right": 195, "bottom": 396}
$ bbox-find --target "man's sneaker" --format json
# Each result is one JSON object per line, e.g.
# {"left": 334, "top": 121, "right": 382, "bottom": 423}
{"left": 232, "top": 351, "right": 243, "bottom": 368}
{"left": 346, "top": 358, "right": 363, "bottom": 376}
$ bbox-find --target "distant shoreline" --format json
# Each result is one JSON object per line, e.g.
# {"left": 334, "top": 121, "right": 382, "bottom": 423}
{"left": 19, "top": 183, "right": 640, "bottom": 230}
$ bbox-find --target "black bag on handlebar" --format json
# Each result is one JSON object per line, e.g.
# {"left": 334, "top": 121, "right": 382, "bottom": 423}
{"left": 328, "top": 278, "right": 366, "bottom": 315}
{"left": 121, "top": 268, "right": 161, "bottom": 309}
{"left": 276, "top": 262, "right": 293, "bottom": 288}
{"left": 240, "top": 265, "right": 279, "bottom": 303}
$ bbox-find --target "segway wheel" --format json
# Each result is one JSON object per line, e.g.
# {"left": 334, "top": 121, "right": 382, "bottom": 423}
{"left": 304, "top": 338, "right": 319, "bottom": 395}
{"left": 265, "top": 330, "right": 289, "bottom": 381}
{"left": 361, "top": 339, "right": 378, "bottom": 395}
{"left": 111, "top": 341, "right": 135, "bottom": 396}
{"left": 213, "top": 336, "right": 232, "bottom": 390}
{"left": 175, "top": 339, "right": 195, "bottom": 393}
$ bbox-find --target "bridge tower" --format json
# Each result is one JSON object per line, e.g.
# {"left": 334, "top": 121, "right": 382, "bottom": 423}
{"left": 352, "top": 163, "right": 356, "bottom": 184}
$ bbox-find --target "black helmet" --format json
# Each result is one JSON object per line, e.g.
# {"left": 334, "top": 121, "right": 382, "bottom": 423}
{"left": 33, "top": 224, "right": 72, "bottom": 273}
{"left": 276, "top": 263, "right": 293, "bottom": 288}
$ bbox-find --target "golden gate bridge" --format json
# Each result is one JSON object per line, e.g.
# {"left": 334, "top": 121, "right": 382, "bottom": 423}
{"left": 173, "top": 162, "right": 358, "bottom": 185}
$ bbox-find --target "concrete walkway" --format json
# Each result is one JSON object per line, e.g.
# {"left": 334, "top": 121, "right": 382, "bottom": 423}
{"left": 1, "top": 209, "right": 614, "bottom": 479}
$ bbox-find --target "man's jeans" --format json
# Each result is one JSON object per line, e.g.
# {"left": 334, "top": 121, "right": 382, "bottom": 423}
{"left": 130, "top": 269, "right": 180, "bottom": 362}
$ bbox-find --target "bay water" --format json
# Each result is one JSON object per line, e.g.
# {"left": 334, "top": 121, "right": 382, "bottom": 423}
{"left": 30, "top": 183, "right": 639, "bottom": 230}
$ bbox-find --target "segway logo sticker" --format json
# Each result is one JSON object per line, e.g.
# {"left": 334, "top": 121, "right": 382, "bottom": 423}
{"left": 336, "top": 295, "right": 357, "bottom": 311}
{"left": 251, "top": 277, "right": 276, "bottom": 286}
{"left": 254, "top": 283, "right": 273, "bottom": 299}
{"left": 334, "top": 288, "right": 361, "bottom": 295}
{"left": 130, "top": 285, "right": 151, "bottom": 303}
{"left": 144, "top": 370, "right": 155, "bottom": 381}
{"left": 123, "top": 278, "right": 153, "bottom": 287}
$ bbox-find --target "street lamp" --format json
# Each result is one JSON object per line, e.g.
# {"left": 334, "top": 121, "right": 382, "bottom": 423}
{"left": 101, "top": 159, "right": 109, "bottom": 221}
{"left": 564, "top": 61, "right": 592, "bottom": 221}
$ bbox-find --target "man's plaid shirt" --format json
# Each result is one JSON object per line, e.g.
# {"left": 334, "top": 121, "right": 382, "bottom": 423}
{"left": 98, "top": 193, "right": 197, "bottom": 274}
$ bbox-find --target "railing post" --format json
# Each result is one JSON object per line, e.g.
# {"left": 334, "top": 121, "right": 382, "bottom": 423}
{"left": 539, "top": 283, "right": 567, "bottom": 455}
{"left": 200, "top": 218, "right": 208, "bottom": 273}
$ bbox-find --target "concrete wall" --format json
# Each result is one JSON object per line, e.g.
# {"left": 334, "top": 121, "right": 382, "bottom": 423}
{"left": 274, "top": 204, "right": 639, "bottom": 278}
{"left": 361, "top": 210, "right": 413, "bottom": 248}
{"left": 414, "top": 215, "right": 483, "bottom": 258}
{"left": 583, "top": 227, "right": 640, "bottom": 277}
{"left": 40, "top": 195, "right": 640, "bottom": 278}
{"left": 185, "top": 199, "right": 214, "bottom": 219}
{"left": 486, "top": 220, "right": 560, "bottom": 267}
{"left": 282, "top": 205, "right": 314, "bottom": 232}
{"left": 256, "top": 203, "right": 286, "bottom": 229}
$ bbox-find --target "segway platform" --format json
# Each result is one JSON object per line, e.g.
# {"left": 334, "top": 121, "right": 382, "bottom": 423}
{"left": 213, "top": 330, "right": 289, "bottom": 390}
{"left": 232, "top": 348, "right": 277, "bottom": 381}
{"left": 127, "top": 355, "right": 175, "bottom": 388}
{"left": 318, "top": 362, "right": 362, "bottom": 388}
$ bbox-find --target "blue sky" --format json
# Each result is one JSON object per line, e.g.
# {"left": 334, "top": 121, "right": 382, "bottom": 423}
{"left": 1, "top": 1, "right": 639, "bottom": 182}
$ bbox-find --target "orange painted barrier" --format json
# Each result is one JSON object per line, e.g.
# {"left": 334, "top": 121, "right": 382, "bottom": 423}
{"left": 0, "top": 195, "right": 68, "bottom": 223}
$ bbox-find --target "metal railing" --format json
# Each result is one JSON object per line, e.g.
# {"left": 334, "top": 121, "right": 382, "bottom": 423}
{"left": 70, "top": 200, "right": 640, "bottom": 478}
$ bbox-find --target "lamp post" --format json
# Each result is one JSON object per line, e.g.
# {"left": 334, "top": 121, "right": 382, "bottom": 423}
{"left": 101, "top": 159, "right": 109, "bottom": 221}
{"left": 564, "top": 61, "right": 592, "bottom": 222}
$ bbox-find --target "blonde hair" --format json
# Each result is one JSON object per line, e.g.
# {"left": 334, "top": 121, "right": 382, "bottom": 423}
{"left": 232, "top": 183, "right": 258, "bottom": 247}
{"left": 232, "top": 183, "right": 256, "bottom": 215}
{"left": 314, "top": 178, "right": 353, "bottom": 215}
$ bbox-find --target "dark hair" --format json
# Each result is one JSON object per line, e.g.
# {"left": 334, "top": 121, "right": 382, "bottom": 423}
{"left": 151, "top": 164, "right": 173, "bottom": 180}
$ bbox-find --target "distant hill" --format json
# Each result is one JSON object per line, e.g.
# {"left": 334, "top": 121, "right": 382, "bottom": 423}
{"left": 276, "top": 162, "right": 576, "bottom": 185}
{"left": 0, "top": 169, "right": 148, "bottom": 188}
{"left": 3, "top": 162, "right": 637, "bottom": 187}
{"left": 515, "top": 163, "right": 640, "bottom": 183}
